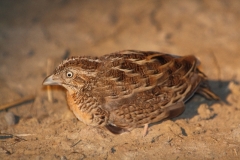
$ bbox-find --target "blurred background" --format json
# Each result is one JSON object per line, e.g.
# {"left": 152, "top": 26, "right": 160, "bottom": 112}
{"left": 0, "top": 0, "right": 240, "bottom": 159}
{"left": 1, "top": 0, "right": 240, "bottom": 96}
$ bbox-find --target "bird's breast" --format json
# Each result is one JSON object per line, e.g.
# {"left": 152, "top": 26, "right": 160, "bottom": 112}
{"left": 66, "top": 92, "right": 95, "bottom": 125}
{"left": 66, "top": 91, "right": 108, "bottom": 126}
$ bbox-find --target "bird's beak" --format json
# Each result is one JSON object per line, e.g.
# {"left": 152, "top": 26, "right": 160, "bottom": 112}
{"left": 43, "top": 75, "right": 62, "bottom": 85}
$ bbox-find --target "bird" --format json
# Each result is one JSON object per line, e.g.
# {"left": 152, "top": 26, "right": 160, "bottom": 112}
{"left": 43, "top": 50, "right": 219, "bottom": 136}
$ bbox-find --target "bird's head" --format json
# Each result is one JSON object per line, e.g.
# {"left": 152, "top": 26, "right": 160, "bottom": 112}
{"left": 43, "top": 56, "right": 100, "bottom": 94}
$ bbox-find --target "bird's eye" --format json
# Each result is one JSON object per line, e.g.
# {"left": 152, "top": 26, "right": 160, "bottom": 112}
{"left": 66, "top": 71, "right": 73, "bottom": 78}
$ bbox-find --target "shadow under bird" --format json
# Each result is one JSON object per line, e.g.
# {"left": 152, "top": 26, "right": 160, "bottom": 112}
{"left": 43, "top": 50, "right": 219, "bottom": 136}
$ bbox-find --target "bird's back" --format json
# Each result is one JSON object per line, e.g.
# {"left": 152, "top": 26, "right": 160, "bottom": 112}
{"left": 91, "top": 50, "right": 218, "bottom": 133}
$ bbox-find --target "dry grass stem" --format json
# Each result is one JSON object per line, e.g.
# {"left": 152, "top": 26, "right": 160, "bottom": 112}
{"left": 47, "top": 58, "right": 53, "bottom": 103}
{"left": 0, "top": 95, "right": 35, "bottom": 111}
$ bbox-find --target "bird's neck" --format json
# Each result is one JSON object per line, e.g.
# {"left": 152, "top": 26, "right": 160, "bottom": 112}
{"left": 66, "top": 90, "right": 98, "bottom": 110}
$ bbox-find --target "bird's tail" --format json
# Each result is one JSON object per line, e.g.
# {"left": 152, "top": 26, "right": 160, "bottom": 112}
{"left": 196, "top": 68, "right": 220, "bottom": 100}
{"left": 197, "top": 84, "right": 220, "bottom": 100}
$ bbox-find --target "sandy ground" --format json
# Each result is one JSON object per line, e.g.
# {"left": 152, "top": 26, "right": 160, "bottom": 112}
{"left": 0, "top": 0, "right": 240, "bottom": 159}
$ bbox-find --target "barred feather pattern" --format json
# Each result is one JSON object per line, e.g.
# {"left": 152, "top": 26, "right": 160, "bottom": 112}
{"left": 44, "top": 50, "right": 219, "bottom": 134}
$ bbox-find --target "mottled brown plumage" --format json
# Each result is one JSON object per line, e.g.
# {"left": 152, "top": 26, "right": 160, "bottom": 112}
{"left": 43, "top": 50, "right": 219, "bottom": 136}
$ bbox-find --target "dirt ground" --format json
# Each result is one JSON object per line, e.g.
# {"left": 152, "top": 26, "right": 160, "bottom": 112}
{"left": 0, "top": 0, "right": 240, "bottom": 159}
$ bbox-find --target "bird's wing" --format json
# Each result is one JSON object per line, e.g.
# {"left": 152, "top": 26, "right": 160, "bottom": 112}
{"left": 94, "top": 50, "right": 202, "bottom": 107}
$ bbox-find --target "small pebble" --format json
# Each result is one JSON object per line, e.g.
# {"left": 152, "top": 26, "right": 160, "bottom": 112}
{"left": 61, "top": 156, "right": 67, "bottom": 160}
{"left": 4, "top": 112, "right": 18, "bottom": 125}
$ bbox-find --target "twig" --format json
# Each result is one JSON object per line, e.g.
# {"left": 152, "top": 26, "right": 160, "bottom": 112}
{"left": 234, "top": 148, "right": 238, "bottom": 156}
{"left": 0, "top": 95, "right": 35, "bottom": 111}
{"left": 47, "top": 58, "right": 53, "bottom": 103}
{"left": 169, "top": 127, "right": 183, "bottom": 139}
{"left": 70, "top": 139, "right": 81, "bottom": 147}
{"left": 210, "top": 52, "right": 222, "bottom": 87}
{"left": 0, "top": 134, "right": 13, "bottom": 139}
{"left": 0, "top": 133, "right": 35, "bottom": 140}
{"left": 14, "top": 134, "right": 35, "bottom": 137}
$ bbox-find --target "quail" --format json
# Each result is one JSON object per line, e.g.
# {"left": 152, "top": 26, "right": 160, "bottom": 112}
{"left": 43, "top": 50, "right": 219, "bottom": 136}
